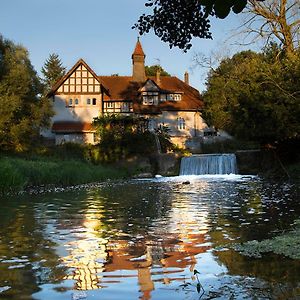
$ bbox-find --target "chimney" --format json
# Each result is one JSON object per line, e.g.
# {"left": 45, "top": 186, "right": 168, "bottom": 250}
{"left": 184, "top": 71, "right": 189, "bottom": 85}
{"left": 132, "top": 38, "right": 146, "bottom": 82}
{"left": 156, "top": 68, "right": 161, "bottom": 85}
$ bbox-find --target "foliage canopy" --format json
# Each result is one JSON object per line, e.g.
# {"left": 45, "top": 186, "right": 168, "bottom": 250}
{"left": 0, "top": 35, "right": 53, "bottom": 151}
{"left": 92, "top": 114, "right": 156, "bottom": 162}
{"left": 145, "top": 65, "right": 170, "bottom": 76}
{"left": 203, "top": 47, "right": 300, "bottom": 144}
{"left": 134, "top": 0, "right": 248, "bottom": 51}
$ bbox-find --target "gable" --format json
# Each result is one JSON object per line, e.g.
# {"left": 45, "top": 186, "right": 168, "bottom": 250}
{"left": 48, "top": 59, "right": 109, "bottom": 97}
{"left": 139, "top": 79, "right": 160, "bottom": 92}
{"left": 57, "top": 64, "right": 101, "bottom": 94}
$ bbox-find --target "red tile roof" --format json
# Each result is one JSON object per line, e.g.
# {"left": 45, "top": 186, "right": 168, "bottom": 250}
{"left": 48, "top": 57, "right": 204, "bottom": 115}
{"left": 52, "top": 122, "right": 95, "bottom": 133}
{"left": 98, "top": 76, "right": 203, "bottom": 113}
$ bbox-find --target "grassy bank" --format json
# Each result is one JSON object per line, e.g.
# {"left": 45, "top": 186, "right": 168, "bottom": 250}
{"left": 230, "top": 219, "right": 300, "bottom": 260}
{"left": 0, "top": 156, "right": 128, "bottom": 194}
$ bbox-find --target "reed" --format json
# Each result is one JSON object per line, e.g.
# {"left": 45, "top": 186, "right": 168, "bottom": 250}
{"left": 0, "top": 156, "right": 127, "bottom": 194}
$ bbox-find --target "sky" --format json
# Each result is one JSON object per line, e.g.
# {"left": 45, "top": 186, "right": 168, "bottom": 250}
{"left": 0, "top": 0, "right": 259, "bottom": 92}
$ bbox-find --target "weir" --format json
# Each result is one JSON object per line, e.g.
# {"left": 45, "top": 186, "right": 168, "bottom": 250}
{"left": 179, "top": 153, "right": 238, "bottom": 175}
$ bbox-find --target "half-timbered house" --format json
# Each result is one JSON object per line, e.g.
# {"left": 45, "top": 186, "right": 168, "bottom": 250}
{"left": 45, "top": 40, "right": 208, "bottom": 147}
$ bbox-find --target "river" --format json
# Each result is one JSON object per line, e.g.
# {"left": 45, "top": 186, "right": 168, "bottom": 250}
{"left": 0, "top": 175, "right": 299, "bottom": 299}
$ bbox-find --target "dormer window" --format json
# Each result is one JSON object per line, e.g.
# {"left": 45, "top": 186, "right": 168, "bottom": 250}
{"left": 142, "top": 92, "right": 159, "bottom": 105}
{"left": 166, "top": 94, "right": 182, "bottom": 101}
{"left": 174, "top": 94, "right": 182, "bottom": 101}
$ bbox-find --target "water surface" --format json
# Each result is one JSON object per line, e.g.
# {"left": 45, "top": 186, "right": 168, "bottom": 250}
{"left": 0, "top": 176, "right": 299, "bottom": 299}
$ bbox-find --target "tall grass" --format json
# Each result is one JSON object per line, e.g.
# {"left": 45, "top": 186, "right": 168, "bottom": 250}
{"left": 0, "top": 156, "right": 127, "bottom": 194}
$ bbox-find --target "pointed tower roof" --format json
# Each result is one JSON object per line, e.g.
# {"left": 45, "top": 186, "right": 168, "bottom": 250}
{"left": 132, "top": 38, "right": 145, "bottom": 58}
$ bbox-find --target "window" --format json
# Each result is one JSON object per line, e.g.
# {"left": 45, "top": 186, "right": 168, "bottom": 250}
{"left": 92, "top": 98, "right": 96, "bottom": 105}
{"left": 68, "top": 99, "right": 73, "bottom": 106}
{"left": 87, "top": 98, "right": 91, "bottom": 105}
{"left": 177, "top": 117, "right": 186, "bottom": 130}
{"left": 75, "top": 98, "right": 79, "bottom": 105}
{"left": 167, "top": 94, "right": 173, "bottom": 101}
{"left": 121, "top": 102, "right": 129, "bottom": 112}
{"left": 142, "top": 92, "right": 159, "bottom": 105}
{"left": 166, "top": 94, "right": 182, "bottom": 101}
{"left": 107, "top": 102, "right": 113, "bottom": 108}
{"left": 174, "top": 94, "right": 182, "bottom": 101}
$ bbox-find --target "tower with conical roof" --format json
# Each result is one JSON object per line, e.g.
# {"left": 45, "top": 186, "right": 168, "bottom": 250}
{"left": 132, "top": 38, "right": 146, "bottom": 82}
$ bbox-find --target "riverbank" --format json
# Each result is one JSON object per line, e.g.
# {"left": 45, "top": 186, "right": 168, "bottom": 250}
{"left": 230, "top": 218, "right": 300, "bottom": 259}
{"left": 0, "top": 156, "right": 128, "bottom": 194}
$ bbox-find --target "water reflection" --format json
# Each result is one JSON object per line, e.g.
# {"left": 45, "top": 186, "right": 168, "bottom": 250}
{"left": 61, "top": 207, "right": 108, "bottom": 290}
{"left": 0, "top": 177, "right": 299, "bottom": 299}
{"left": 54, "top": 188, "right": 211, "bottom": 298}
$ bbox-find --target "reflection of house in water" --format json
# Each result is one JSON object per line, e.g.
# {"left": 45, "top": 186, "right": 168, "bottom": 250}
{"left": 60, "top": 195, "right": 211, "bottom": 299}
{"left": 61, "top": 212, "right": 109, "bottom": 290}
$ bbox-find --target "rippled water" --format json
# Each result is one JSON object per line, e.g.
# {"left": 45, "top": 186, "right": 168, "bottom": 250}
{"left": 0, "top": 176, "right": 299, "bottom": 299}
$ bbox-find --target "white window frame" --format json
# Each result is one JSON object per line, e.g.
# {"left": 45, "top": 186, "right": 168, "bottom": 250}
{"left": 174, "top": 94, "right": 182, "bottom": 101}
{"left": 107, "top": 102, "right": 113, "bottom": 108}
{"left": 177, "top": 117, "right": 186, "bottom": 130}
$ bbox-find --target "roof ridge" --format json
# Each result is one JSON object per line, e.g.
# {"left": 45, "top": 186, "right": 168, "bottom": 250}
{"left": 98, "top": 75, "right": 132, "bottom": 78}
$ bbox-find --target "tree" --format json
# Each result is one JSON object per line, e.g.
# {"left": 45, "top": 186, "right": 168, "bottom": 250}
{"left": 239, "top": 0, "right": 300, "bottom": 56}
{"left": 41, "top": 53, "right": 66, "bottom": 93}
{"left": 145, "top": 65, "right": 171, "bottom": 76}
{"left": 92, "top": 115, "right": 156, "bottom": 162}
{"left": 0, "top": 35, "right": 53, "bottom": 151}
{"left": 134, "top": 0, "right": 248, "bottom": 51}
{"left": 203, "top": 49, "right": 300, "bottom": 143}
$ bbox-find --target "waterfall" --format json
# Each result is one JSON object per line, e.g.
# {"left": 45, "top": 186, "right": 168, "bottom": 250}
{"left": 180, "top": 154, "right": 238, "bottom": 175}
{"left": 154, "top": 134, "right": 162, "bottom": 154}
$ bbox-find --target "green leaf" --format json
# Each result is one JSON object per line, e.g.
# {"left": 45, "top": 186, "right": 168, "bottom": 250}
{"left": 232, "top": 0, "right": 247, "bottom": 14}
{"left": 214, "top": 0, "right": 231, "bottom": 19}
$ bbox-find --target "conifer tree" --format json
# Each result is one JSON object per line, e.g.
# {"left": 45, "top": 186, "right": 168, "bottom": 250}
{"left": 41, "top": 53, "right": 66, "bottom": 92}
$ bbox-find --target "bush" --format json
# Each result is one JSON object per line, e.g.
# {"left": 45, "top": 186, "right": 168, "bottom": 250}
{"left": 201, "top": 139, "right": 259, "bottom": 154}
{"left": 0, "top": 159, "right": 26, "bottom": 193}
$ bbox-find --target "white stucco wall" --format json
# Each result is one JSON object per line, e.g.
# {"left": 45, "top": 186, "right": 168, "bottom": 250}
{"left": 145, "top": 111, "right": 208, "bottom": 148}
{"left": 160, "top": 111, "right": 206, "bottom": 137}
{"left": 147, "top": 111, "right": 206, "bottom": 135}
{"left": 52, "top": 94, "right": 102, "bottom": 123}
